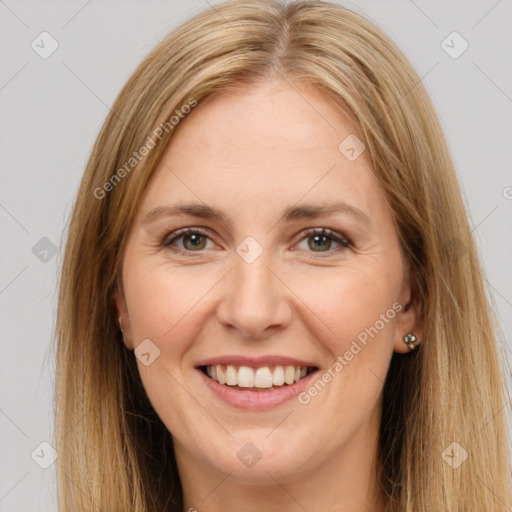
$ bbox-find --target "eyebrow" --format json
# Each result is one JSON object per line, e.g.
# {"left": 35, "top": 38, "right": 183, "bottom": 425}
{"left": 142, "top": 200, "right": 371, "bottom": 228}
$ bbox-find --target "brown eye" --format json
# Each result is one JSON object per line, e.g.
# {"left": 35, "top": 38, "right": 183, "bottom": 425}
{"left": 182, "top": 233, "right": 207, "bottom": 251}
{"left": 163, "top": 228, "right": 213, "bottom": 253}
{"left": 308, "top": 234, "right": 334, "bottom": 252}
{"left": 297, "top": 228, "right": 350, "bottom": 254}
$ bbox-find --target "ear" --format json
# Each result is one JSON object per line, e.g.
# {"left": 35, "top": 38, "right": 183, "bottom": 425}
{"left": 393, "top": 268, "right": 424, "bottom": 354}
{"left": 113, "top": 285, "right": 134, "bottom": 350}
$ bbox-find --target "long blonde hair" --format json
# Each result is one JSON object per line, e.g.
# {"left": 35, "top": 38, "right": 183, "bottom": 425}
{"left": 54, "top": 1, "right": 512, "bottom": 510}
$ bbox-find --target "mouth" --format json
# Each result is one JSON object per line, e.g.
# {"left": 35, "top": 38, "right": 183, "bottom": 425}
{"left": 195, "top": 355, "right": 320, "bottom": 410}
{"left": 198, "top": 364, "right": 317, "bottom": 391}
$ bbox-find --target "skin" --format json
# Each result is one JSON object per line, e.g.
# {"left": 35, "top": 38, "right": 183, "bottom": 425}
{"left": 115, "top": 76, "right": 423, "bottom": 512}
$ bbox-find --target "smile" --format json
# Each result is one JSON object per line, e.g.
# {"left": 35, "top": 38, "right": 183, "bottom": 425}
{"left": 196, "top": 356, "right": 320, "bottom": 410}
{"left": 201, "top": 364, "right": 315, "bottom": 390}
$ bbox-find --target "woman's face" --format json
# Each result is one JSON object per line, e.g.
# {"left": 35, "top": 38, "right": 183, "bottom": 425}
{"left": 116, "top": 78, "right": 422, "bottom": 488}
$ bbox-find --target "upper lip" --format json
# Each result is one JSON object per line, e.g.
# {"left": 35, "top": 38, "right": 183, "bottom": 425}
{"left": 195, "top": 355, "right": 319, "bottom": 368}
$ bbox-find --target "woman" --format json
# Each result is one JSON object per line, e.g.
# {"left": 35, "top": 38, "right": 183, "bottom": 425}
{"left": 54, "top": 0, "right": 512, "bottom": 510}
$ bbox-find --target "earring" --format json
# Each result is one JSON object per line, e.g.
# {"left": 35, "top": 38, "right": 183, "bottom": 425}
{"left": 403, "top": 333, "right": 418, "bottom": 351}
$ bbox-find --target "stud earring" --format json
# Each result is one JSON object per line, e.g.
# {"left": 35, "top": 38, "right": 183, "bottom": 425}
{"left": 403, "top": 333, "right": 418, "bottom": 351}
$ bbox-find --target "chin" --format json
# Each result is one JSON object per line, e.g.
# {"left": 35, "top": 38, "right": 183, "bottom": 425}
{"left": 203, "top": 430, "right": 312, "bottom": 482}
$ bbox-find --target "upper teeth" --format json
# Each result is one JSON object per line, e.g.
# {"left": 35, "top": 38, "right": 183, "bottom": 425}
{"left": 206, "top": 365, "right": 308, "bottom": 388}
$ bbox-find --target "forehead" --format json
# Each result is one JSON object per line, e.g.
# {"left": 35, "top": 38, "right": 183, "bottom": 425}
{"left": 138, "top": 78, "right": 386, "bottom": 226}
{"left": 168, "top": 78, "right": 362, "bottom": 160}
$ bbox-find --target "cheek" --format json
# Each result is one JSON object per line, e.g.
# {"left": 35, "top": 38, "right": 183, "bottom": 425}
{"left": 123, "top": 259, "right": 214, "bottom": 351}
{"left": 285, "top": 260, "right": 401, "bottom": 351}
{"left": 122, "top": 261, "right": 219, "bottom": 439}
{"left": 282, "top": 261, "right": 402, "bottom": 419}
{"left": 287, "top": 267, "right": 399, "bottom": 433}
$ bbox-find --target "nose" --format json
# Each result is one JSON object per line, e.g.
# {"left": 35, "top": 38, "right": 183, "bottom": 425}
{"left": 216, "top": 253, "right": 293, "bottom": 340}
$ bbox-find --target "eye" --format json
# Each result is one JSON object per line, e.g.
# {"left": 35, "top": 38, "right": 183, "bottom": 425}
{"left": 295, "top": 227, "right": 351, "bottom": 254}
{"left": 162, "top": 227, "right": 214, "bottom": 254}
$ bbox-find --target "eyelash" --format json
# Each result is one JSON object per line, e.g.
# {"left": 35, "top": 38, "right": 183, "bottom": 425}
{"left": 162, "top": 227, "right": 351, "bottom": 257}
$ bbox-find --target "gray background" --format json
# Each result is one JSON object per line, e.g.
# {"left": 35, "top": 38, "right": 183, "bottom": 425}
{"left": 1, "top": 0, "right": 511, "bottom": 510}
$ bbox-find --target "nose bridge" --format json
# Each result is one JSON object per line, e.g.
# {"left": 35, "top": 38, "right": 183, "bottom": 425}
{"left": 216, "top": 247, "right": 291, "bottom": 339}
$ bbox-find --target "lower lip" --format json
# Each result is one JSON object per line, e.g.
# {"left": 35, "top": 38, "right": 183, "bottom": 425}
{"left": 197, "top": 368, "right": 318, "bottom": 411}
